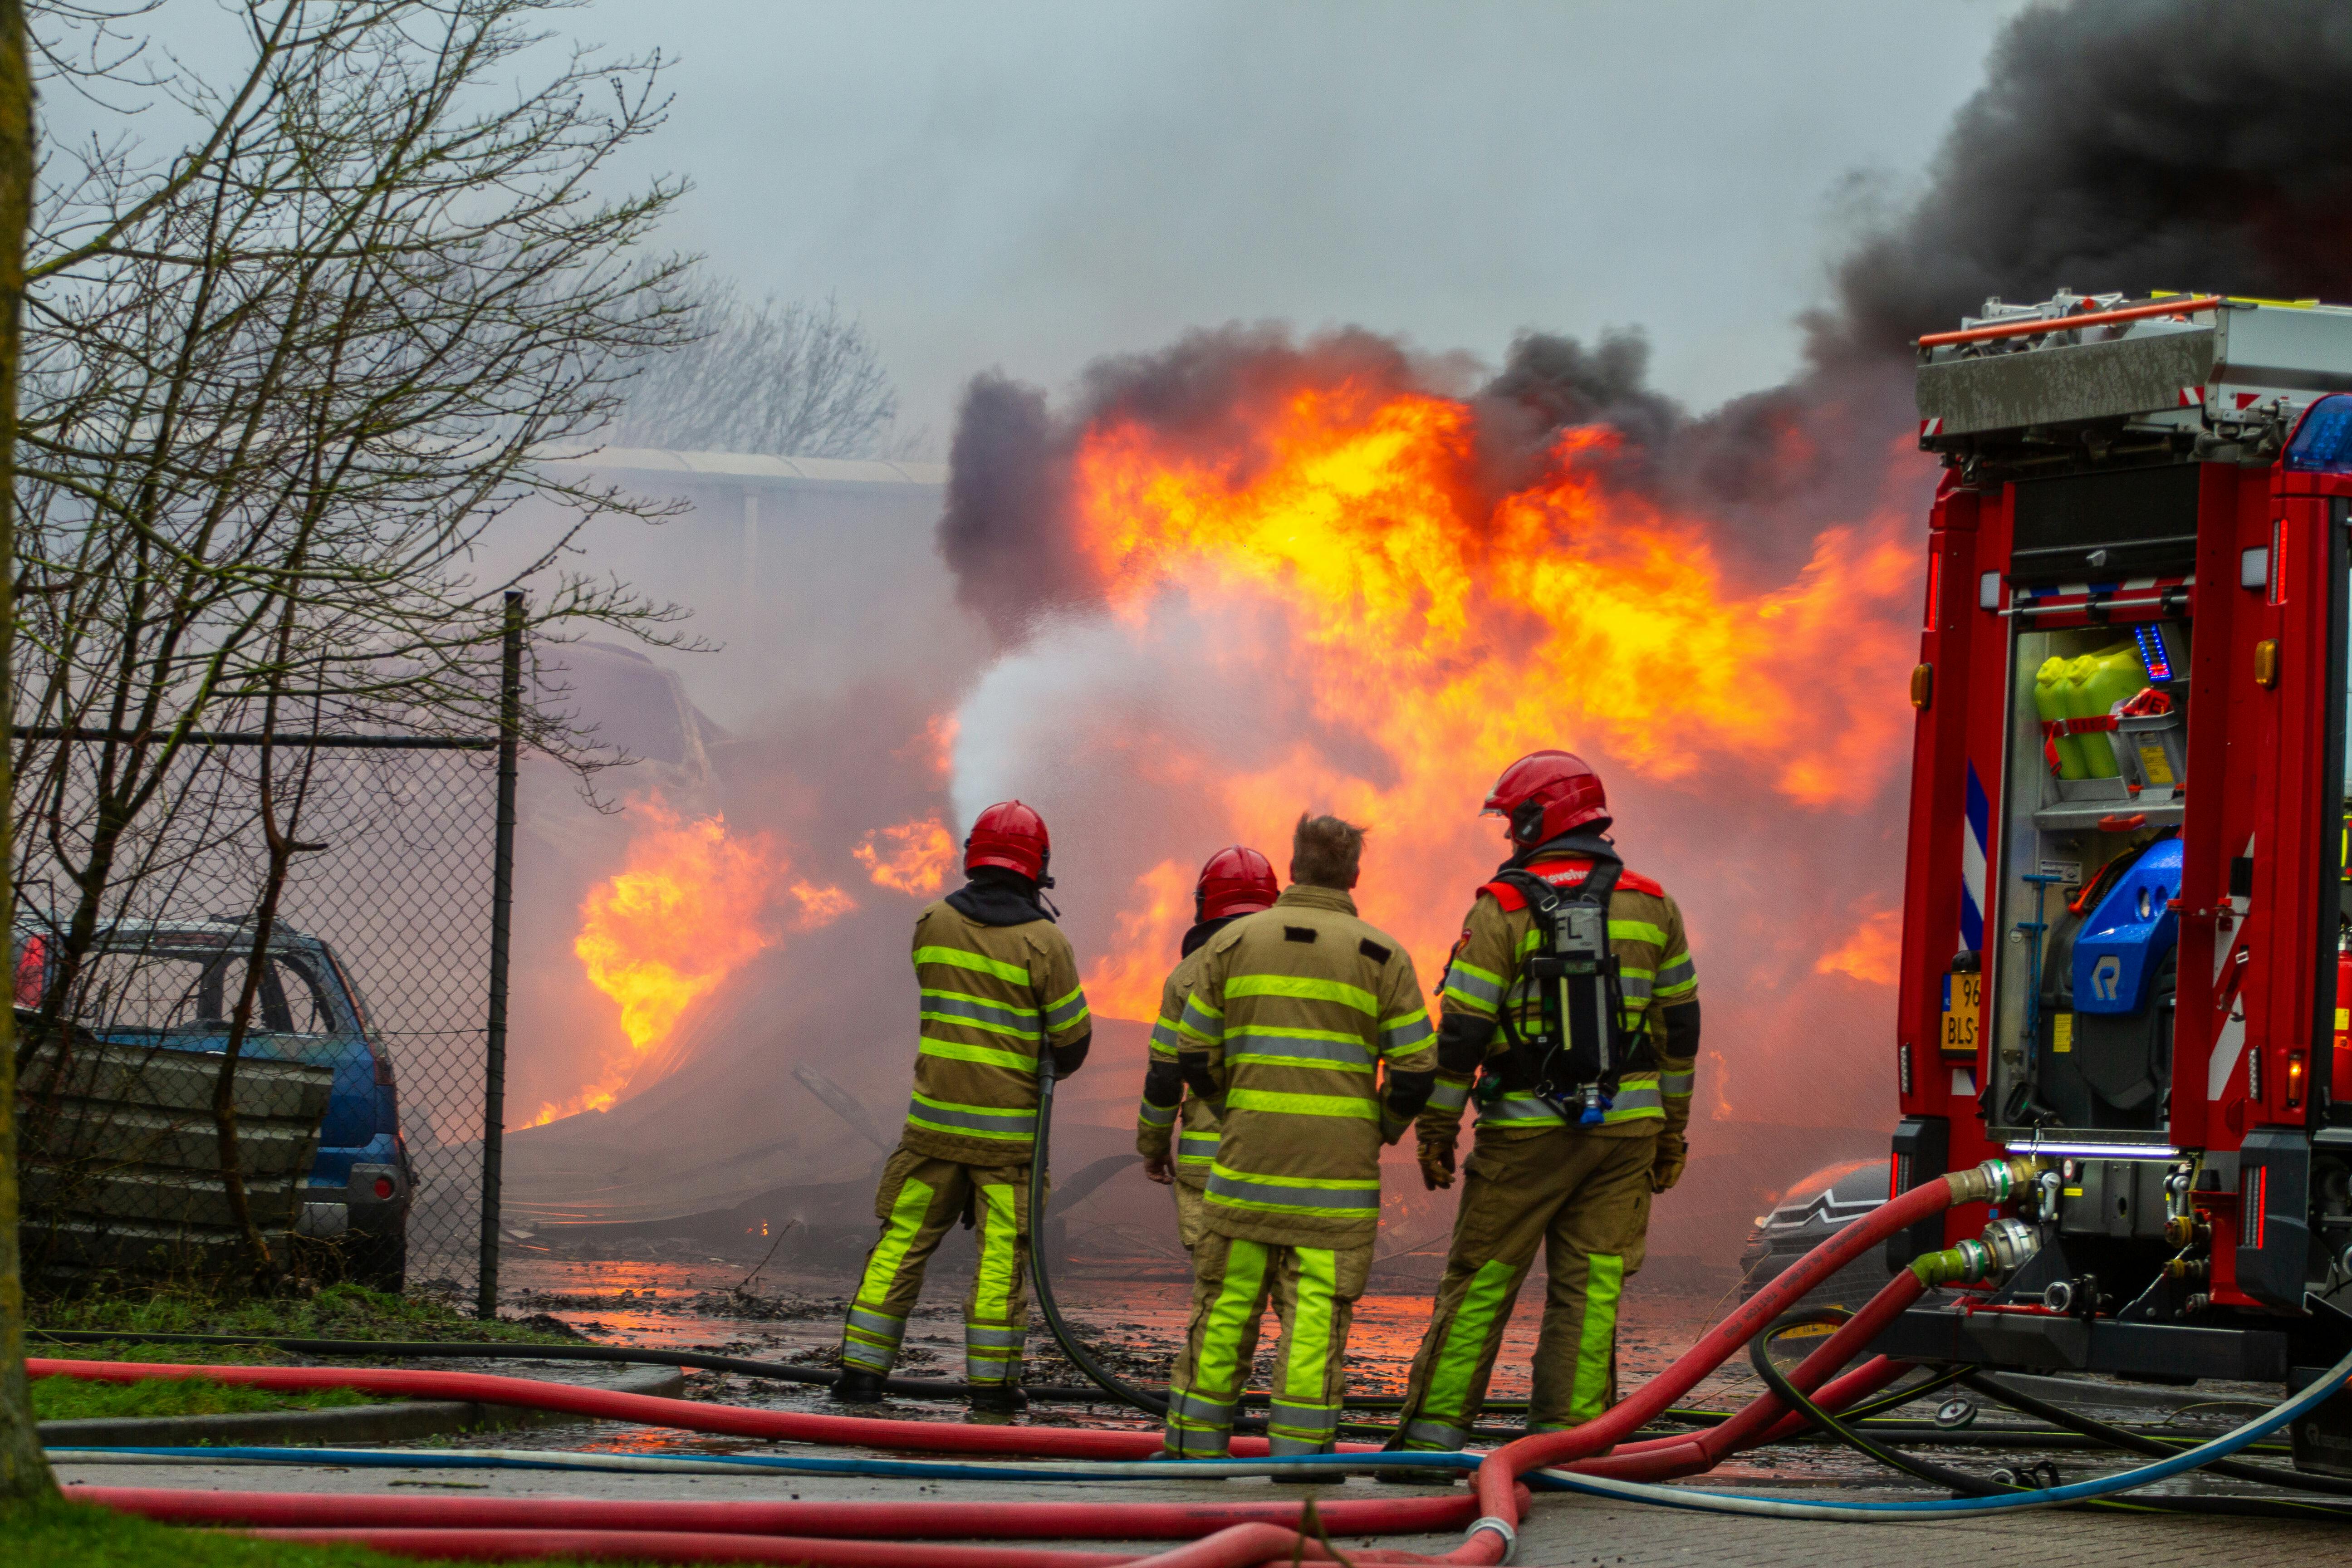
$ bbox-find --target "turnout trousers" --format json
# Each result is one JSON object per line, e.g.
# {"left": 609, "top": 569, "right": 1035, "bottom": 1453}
{"left": 839, "top": 1147, "right": 1035, "bottom": 1387}
{"left": 1392, "top": 1126, "right": 1655, "bottom": 1449}
{"left": 1162, "top": 1229, "right": 1371, "bottom": 1460}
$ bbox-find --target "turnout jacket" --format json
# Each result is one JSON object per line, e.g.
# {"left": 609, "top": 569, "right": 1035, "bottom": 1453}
{"left": 1176, "top": 885, "right": 1437, "bottom": 1246}
{"left": 1136, "top": 945, "right": 1222, "bottom": 1189}
{"left": 900, "top": 898, "right": 1091, "bottom": 1164}
{"left": 1417, "top": 856, "right": 1698, "bottom": 1145}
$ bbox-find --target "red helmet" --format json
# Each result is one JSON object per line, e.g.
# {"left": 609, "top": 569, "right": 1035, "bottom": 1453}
{"left": 965, "top": 800, "right": 1051, "bottom": 881}
{"left": 1482, "top": 750, "right": 1608, "bottom": 845}
{"left": 1196, "top": 846, "right": 1279, "bottom": 922}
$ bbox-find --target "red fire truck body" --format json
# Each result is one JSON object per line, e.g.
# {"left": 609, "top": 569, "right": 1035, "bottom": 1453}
{"left": 1882, "top": 294, "right": 2352, "bottom": 1413}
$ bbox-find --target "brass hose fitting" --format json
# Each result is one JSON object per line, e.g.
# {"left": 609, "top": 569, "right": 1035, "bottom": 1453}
{"left": 1945, "top": 1155, "right": 2048, "bottom": 1206}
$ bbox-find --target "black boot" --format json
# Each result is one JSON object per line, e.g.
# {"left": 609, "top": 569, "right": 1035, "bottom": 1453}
{"left": 828, "top": 1368, "right": 888, "bottom": 1403}
{"left": 967, "top": 1382, "right": 1029, "bottom": 1414}
{"left": 1372, "top": 1434, "right": 1456, "bottom": 1486}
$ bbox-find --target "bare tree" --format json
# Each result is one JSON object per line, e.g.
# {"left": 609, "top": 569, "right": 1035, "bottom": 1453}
{"left": 613, "top": 280, "right": 901, "bottom": 458}
{"left": 0, "top": 0, "right": 52, "bottom": 1506}
{"left": 8, "top": 0, "right": 703, "bottom": 1086}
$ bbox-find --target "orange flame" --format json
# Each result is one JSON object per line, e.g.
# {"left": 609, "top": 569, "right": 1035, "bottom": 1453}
{"left": 853, "top": 817, "right": 957, "bottom": 897}
{"left": 526, "top": 797, "right": 851, "bottom": 1127}
{"left": 1083, "top": 858, "right": 1192, "bottom": 1021}
{"left": 1063, "top": 379, "right": 1921, "bottom": 985}
{"left": 1816, "top": 906, "right": 1902, "bottom": 986}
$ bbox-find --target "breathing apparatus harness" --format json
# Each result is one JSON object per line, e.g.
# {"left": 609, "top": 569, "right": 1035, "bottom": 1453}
{"left": 1479, "top": 839, "right": 1646, "bottom": 1127}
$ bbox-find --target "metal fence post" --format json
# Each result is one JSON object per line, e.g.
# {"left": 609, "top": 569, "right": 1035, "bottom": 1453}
{"left": 477, "top": 591, "right": 523, "bottom": 1319}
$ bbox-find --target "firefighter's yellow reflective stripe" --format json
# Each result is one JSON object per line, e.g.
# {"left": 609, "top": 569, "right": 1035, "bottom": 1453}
{"left": 1044, "top": 985, "right": 1091, "bottom": 1031}
{"left": 1426, "top": 1256, "right": 1518, "bottom": 1426}
{"left": 1428, "top": 1076, "right": 1470, "bottom": 1112}
{"left": 1441, "top": 983, "right": 1501, "bottom": 1018}
{"left": 1149, "top": 1015, "right": 1183, "bottom": 1057}
{"left": 1225, "top": 1031, "right": 1374, "bottom": 1072}
{"left": 1655, "top": 952, "right": 1697, "bottom": 998}
{"left": 1205, "top": 1163, "right": 1380, "bottom": 1215}
{"left": 1477, "top": 1090, "right": 1566, "bottom": 1127}
{"left": 1661, "top": 1070, "right": 1695, "bottom": 1097}
{"left": 1573, "top": 1252, "right": 1625, "bottom": 1423}
{"left": 1401, "top": 1416, "right": 1467, "bottom": 1451}
{"left": 1226, "top": 973, "right": 1377, "bottom": 1016}
{"left": 1179, "top": 992, "right": 1225, "bottom": 1044}
{"left": 917, "top": 1037, "right": 1037, "bottom": 1072}
{"left": 972, "top": 1181, "right": 1020, "bottom": 1322}
{"left": 1603, "top": 1076, "right": 1663, "bottom": 1121}
{"left": 1176, "top": 1130, "right": 1218, "bottom": 1163}
{"left": 1137, "top": 1097, "right": 1178, "bottom": 1126}
{"left": 914, "top": 945, "right": 1032, "bottom": 985}
{"left": 1378, "top": 1009, "right": 1433, "bottom": 1055}
{"left": 1443, "top": 958, "right": 1504, "bottom": 1006}
{"left": 1607, "top": 919, "right": 1668, "bottom": 948}
{"left": 1225, "top": 1088, "right": 1377, "bottom": 1120}
{"left": 919, "top": 987, "right": 1043, "bottom": 1036}
{"left": 907, "top": 1091, "right": 1038, "bottom": 1141}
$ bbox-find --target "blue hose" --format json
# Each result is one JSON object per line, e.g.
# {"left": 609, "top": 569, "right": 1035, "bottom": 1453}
{"left": 1525, "top": 1342, "right": 2352, "bottom": 1521}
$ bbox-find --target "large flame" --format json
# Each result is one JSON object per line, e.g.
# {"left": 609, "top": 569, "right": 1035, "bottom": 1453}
{"left": 529, "top": 797, "right": 850, "bottom": 1126}
{"left": 1048, "top": 377, "right": 1920, "bottom": 1114}
{"left": 853, "top": 816, "right": 957, "bottom": 897}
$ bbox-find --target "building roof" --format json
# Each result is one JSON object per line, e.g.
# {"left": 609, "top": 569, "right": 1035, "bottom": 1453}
{"left": 539, "top": 446, "right": 947, "bottom": 487}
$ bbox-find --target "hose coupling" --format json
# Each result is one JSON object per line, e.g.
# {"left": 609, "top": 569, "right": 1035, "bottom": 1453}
{"left": 1466, "top": 1515, "right": 1518, "bottom": 1563}
{"left": 1946, "top": 1155, "right": 2047, "bottom": 1206}
{"left": 1910, "top": 1216, "right": 2044, "bottom": 1288}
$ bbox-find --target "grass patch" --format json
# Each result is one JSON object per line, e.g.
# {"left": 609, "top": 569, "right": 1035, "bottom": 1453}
{"left": 32, "top": 1373, "right": 381, "bottom": 1423}
{"left": 8, "top": 1497, "right": 614, "bottom": 1568}
{"left": 31, "top": 1282, "right": 587, "bottom": 1363}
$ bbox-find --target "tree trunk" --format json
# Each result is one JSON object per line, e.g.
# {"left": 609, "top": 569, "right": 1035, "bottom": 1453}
{"left": 0, "top": 0, "right": 58, "bottom": 1504}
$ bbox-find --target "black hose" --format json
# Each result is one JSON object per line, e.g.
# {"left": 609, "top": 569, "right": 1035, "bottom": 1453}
{"left": 1962, "top": 1368, "right": 2352, "bottom": 1498}
{"left": 1749, "top": 1310, "right": 2352, "bottom": 1519}
{"left": 1025, "top": 1052, "right": 1171, "bottom": 1418}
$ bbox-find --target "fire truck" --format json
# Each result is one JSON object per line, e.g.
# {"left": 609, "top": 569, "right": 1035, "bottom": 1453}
{"left": 1878, "top": 292, "right": 2352, "bottom": 1455}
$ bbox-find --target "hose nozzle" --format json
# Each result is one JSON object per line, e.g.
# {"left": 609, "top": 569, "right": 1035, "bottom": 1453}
{"left": 1910, "top": 1216, "right": 2043, "bottom": 1289}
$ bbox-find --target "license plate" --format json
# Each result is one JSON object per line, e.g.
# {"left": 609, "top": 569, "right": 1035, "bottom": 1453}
{"left": 1941, "top": 971, "right": 1982, "bottom": 1058}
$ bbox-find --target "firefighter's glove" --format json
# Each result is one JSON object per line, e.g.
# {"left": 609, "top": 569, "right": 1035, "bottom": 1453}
{"left": 1143, "top": 1152, "right": 1176, "bottom": 1186}
{"left": 1650, "top": 1130, "right": 1688, "bottom": 1194}
{"left": 1417, "top": 1136, "right": 1457, "bottom": 1191}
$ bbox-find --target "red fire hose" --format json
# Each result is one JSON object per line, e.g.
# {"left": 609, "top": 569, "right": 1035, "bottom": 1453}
{"left": 47, "top": 1159, "right": 2026, "bottom": 1566}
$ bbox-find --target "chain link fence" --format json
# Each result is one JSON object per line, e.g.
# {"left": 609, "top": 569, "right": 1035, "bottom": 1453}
{"left": 12, "top": 596, "right": 524, "bottom": 1313}
{"left": 12, "top": 724, "right": 515, "bottom": 1306}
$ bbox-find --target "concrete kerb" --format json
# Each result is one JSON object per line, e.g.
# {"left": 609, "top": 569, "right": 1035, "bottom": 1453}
{"left": 36, "top": 1361, "right": 685, "bottom": 1449}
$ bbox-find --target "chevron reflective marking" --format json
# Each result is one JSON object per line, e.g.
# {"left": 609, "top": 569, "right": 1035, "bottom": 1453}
{"left": 1960, "top": 761, "right": 1989, "bottom": 954}
{"left": 2209, "top": 835, "right": 2255, "bottom": 1102}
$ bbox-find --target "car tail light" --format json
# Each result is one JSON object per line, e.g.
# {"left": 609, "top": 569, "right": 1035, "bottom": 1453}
{"left": 372, "top": 1176, "right": 395, "bottom": 1200}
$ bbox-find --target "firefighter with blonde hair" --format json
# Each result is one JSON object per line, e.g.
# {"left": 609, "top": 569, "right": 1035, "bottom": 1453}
{"left": 1382, "top": 751, "right": 1699, "bottom": 1470}
{"left": 832, "top": 801, "right": 1091, "bottom": 1413}
{"left": 1162, "top": 814, "right": 1438, "bottom": 1468}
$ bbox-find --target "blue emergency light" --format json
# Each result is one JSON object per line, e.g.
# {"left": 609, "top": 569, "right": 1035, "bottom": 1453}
{"left": 2286, "top": 393, "right": 2352, "bottom": 474}
{"left": 2133, "top": 623, "right": 2172, "bottom": 684}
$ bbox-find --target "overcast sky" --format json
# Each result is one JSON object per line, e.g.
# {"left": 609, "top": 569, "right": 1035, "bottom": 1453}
{"left": 575, "top": 0, "right": 2029, "bottom": 449}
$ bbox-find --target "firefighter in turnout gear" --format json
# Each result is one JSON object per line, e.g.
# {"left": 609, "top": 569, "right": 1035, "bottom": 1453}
{"left": 1136, "top": 847, "right": 1282, "bottom": 1250}
{"left": 1383, "top": 752, "right": 1698, "bottom": 1465}
{"left": 833, "top": 801, "right": 1092, "bottom": 1413}
{"left": 1163, "top": 815, "right": 1440, "bottom": 1466}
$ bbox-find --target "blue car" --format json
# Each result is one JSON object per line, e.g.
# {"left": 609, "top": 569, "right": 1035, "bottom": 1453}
{"left": 14, "top": 918, "right": 413, "bottom": 1289}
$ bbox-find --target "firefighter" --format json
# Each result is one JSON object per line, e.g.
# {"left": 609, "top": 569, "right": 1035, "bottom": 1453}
{"left": 1135, "top": 847, "right": 1282, "bottom": 1249}
{"left": 832, "top": 800, "right": 1092, "bottom": 1414}
{"left": 1163, "top": 814, "right": 1438, "bottom": 1467}
{"left": 1382, "top": 751, "right": 1698, "bottom": 1466}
